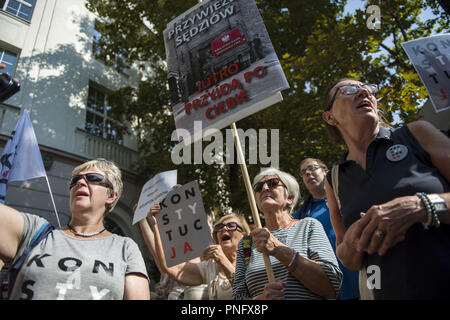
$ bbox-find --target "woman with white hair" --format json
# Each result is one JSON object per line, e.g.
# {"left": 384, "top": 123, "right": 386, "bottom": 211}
{"left": 232, "top": 168, "right": 342, "bottom": 300}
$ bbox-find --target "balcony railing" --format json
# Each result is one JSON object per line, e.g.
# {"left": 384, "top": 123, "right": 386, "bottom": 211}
{"left": 75, "top": 128, "right": 138, "bottom": 172}
{"left": 0, "top": 105, "right": 138, "bottom": 173}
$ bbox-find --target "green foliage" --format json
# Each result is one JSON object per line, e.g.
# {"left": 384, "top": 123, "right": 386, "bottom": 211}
{"left": 85, "top": 0, "right": 449, "bottom": 221}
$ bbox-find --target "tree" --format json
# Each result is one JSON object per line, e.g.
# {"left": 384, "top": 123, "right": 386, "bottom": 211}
{"left": 85, "top": 0, "right": 449, "bottom": 217}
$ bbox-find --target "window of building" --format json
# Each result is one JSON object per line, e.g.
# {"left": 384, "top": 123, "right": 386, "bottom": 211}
{"left": 1, "top": 0, "right": 36, "bottom": 22}
{"left": 0, "top": 48, "right": 18, "bottom": 77}
{"left": 85, "top": 83, "right": 124, "bottom": 145}
{"left": 92, "top": 19, "right": 128, "bottom": 77}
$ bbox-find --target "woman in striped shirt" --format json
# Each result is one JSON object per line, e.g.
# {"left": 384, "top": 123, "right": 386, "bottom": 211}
{"left": 232, "top": 168, "right": 342, "bottom": 300}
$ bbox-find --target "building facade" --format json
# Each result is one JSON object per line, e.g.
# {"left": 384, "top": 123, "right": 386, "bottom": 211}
{"left": 0, "top": 0, "right": 156, "bottom": 284}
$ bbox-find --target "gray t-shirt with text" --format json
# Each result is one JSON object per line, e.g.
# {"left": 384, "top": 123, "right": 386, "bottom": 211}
{"left": 9, "top": 213, "right": 148, "bottom": 300}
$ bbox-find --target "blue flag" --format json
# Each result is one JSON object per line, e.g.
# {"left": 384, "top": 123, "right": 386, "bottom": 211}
{"left": 0, "top": 110, "right": 46, "bottom": 203}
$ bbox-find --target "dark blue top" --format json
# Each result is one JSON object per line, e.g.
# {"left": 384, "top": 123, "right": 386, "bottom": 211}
{"left": 294, "top": 195, "right": 359, "bottom": 300}
{"left": 327, "top": 125, "right": 450, "bottom": 299}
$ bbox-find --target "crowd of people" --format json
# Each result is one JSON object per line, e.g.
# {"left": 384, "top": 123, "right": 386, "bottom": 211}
{"left": 0, "top": 66, "right": 449, "bottom": 300}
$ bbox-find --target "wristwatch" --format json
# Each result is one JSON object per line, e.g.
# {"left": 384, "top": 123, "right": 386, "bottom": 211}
{"left": 428, "top": 193, "right": 448, "bottom": 219}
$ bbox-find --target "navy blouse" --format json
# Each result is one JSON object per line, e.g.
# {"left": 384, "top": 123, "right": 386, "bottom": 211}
{"left": 327, "top": 125, "right": 450, "bottom": 299}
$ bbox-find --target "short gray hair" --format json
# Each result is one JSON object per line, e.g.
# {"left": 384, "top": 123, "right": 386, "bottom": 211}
{"left": 253, "top": 167, "right": 300, "bottom": 214}
{"left": 72, "top": 158, "right": 123, "bottom": 216}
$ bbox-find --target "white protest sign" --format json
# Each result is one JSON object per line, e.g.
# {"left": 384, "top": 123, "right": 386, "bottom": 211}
{"left": 163, "top": 0, "right": 289, "bottom": 145}
{"left": 132, "top": 170, "right": 177, "bottom": 224}
{"left": 156, "top": 180, "right": 213, "bottom": 268}
{"left": 401, "top": 34, "right": 450, "bottom": 112}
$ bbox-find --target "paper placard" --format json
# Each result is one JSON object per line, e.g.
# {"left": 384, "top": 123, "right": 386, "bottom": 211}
{"left": 132, "top": 170, "right": 177, "bottom": 224}
{"left": 156, "top": 180, "right": 213, "bottom": 267}
{"left": 163, "top": 0, "right": 289, "bottom": 144}
{"left": 401, "top": 34, "right": 450, "bottom": 112}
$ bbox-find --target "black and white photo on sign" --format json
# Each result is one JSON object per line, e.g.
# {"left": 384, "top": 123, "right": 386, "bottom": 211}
{"left": 163, "top": 0, "right": 289, "bottom": 144}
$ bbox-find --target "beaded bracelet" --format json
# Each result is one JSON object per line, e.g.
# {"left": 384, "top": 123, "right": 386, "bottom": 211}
{"left": 416, "top": 192, "right": 432, "bottom": 228}
{"left": 416, "top": 192, "right": 440, "bottom": 229}
{"left": 288, "top": 250, "right": 299, "bottom": 273}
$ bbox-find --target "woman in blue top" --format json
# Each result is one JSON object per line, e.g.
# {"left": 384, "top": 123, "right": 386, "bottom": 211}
{"left": 321, "top": 78, "right": 450, "bottom": 299}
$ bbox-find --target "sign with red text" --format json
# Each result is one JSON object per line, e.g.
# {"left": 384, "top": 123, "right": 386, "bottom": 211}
{"left": 402, "top": 34, "right": 450, "bottom": 112}
{"left": 156, "top": 180, "right": 213, "bottom": 267}
{"left": 163, "top": 0, "right": 289, "bottom": 144}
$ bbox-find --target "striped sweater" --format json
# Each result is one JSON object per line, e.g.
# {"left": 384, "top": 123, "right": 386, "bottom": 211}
{"left": 232, "top": 218, "right": 342, "bottom": 300}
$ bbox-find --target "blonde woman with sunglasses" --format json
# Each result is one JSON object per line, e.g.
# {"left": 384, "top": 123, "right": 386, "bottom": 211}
{"left": 139, "top": 202, "right": 250, "bottom": 300}
{"left": 0, "top": 158, "right": 150, "bottom": 300}
{"left": 232, "top": 168, "right": 342, "bottom": 300}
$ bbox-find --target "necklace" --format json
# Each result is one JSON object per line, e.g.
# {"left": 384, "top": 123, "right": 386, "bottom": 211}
{"left": 283, "top": 219, "right": 297, "bottom": 229}
{"left": 67, "top": 224, "right": 106, "bottom": 237}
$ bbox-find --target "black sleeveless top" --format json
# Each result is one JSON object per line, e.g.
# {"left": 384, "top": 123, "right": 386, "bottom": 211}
{"left": 327, "top": 125, "right": 450, "bottom": 299}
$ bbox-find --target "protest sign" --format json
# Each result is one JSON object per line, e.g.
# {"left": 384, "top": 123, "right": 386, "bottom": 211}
{"left": 156, "top": 180, "right": 213, "bottom": 268}
{"left": 163, "top": 0, "right": 289, "bottom": 144}
{"left": 132, "top": 170, "right": 177, "bottom": 224}
{"left": 402, "top": 34, "right": 450, "bottom": 112}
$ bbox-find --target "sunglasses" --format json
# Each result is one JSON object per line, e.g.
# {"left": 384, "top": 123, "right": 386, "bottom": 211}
{"left": 327, "top": 83, "right": 378, "bottom": 110}
{"left": 299, "top": 164, "right": 322, "bottom": 177}
{"left": 253, "top": 177, "right": 284, "bottom": 193}
{"left": 69, "top": 173, "right": 112, "bottom": 189}
{"left": 213, "top": 221, "right": 243, "bottom": 233}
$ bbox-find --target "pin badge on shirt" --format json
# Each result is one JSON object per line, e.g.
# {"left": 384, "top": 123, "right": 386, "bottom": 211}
{"left": 386, "top": 144, "right": 408, "bottom": 162}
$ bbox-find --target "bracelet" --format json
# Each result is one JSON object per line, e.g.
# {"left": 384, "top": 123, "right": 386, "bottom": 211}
{"left": 416, "top": 192, "right": 432, "bottom": 228}
{"left": 423, "top": 193, "right": 441, "bottom": 228}
{"left": 416, "top": 192, "right": 440, "bottom": 229}
{"left": 288, "top": 250, "right": 299, "bottom": 273}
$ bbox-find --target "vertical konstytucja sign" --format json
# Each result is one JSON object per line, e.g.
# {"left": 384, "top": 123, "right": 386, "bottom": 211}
{"left": 164, "top": 0, "right": 289, "bottom": 144}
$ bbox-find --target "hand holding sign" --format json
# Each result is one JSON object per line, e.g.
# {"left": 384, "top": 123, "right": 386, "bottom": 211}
{"left": 132, "top": 170, "right": 177, "bottom": 225}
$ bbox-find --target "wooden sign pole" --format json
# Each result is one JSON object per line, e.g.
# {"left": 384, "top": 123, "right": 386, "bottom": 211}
{"left": 230, "top": 122, "right": 275, "bottom": 283}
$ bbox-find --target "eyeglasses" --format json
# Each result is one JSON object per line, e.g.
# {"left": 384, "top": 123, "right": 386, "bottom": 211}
{"left": 299, "top": 164, "right": 322, "bottom": 177}
{"left": 69, "top": 173, "right": 112, "bottom": 189}
{"left": 213, "top": 221, "right": 243, "bottom": 233}
{"left": 253, "top": 177, "right": 285, "bottom": 193}
{"left": 327, "top": 83, "right": 378, "bottom": 111}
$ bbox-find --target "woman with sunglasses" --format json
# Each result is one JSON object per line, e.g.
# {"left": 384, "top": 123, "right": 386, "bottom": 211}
{"left": 232, "top": 168, "right": 342, "bottom": 300}
{"left": 140, "top": 203, "right": 250, "bottom": 300}
{"left": 0, "top": 158, "right": 150, "bottom": 299}
{"left": 322, "top": 78, "right": 450, "bottom": 299}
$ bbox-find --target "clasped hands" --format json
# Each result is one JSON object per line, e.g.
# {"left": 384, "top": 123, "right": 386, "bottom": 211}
{"left": 347, "top": 195, "right": 425, "bottom": 256}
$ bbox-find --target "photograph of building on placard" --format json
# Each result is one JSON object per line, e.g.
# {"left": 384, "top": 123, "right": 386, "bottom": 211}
{"left": 163, "top": 0, "right": 289, "bottom": 144}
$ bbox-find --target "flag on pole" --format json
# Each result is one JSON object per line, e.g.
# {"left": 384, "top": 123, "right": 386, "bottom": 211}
{"left": 0, "top": 110, "right": 46, "bottom": 203}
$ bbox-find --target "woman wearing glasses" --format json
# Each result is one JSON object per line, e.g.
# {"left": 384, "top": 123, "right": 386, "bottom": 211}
{"left": 140, "top": 203, "right": 250, "bottom": 300}
{"left": 232, "top": 168, "right": 342, "bottom": 300}
{"left": 0, "top": 158, "right": 150, "bottom": 299}
{"left": 322, "top": 78, "right": 450, "bottom": 299}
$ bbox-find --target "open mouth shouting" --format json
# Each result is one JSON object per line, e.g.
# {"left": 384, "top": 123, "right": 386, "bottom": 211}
{"left": 220, "top": 234, "right": 232, "bottom": 244}
{"left": 356, "top": 99, "right": 374, "bottom": 111}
